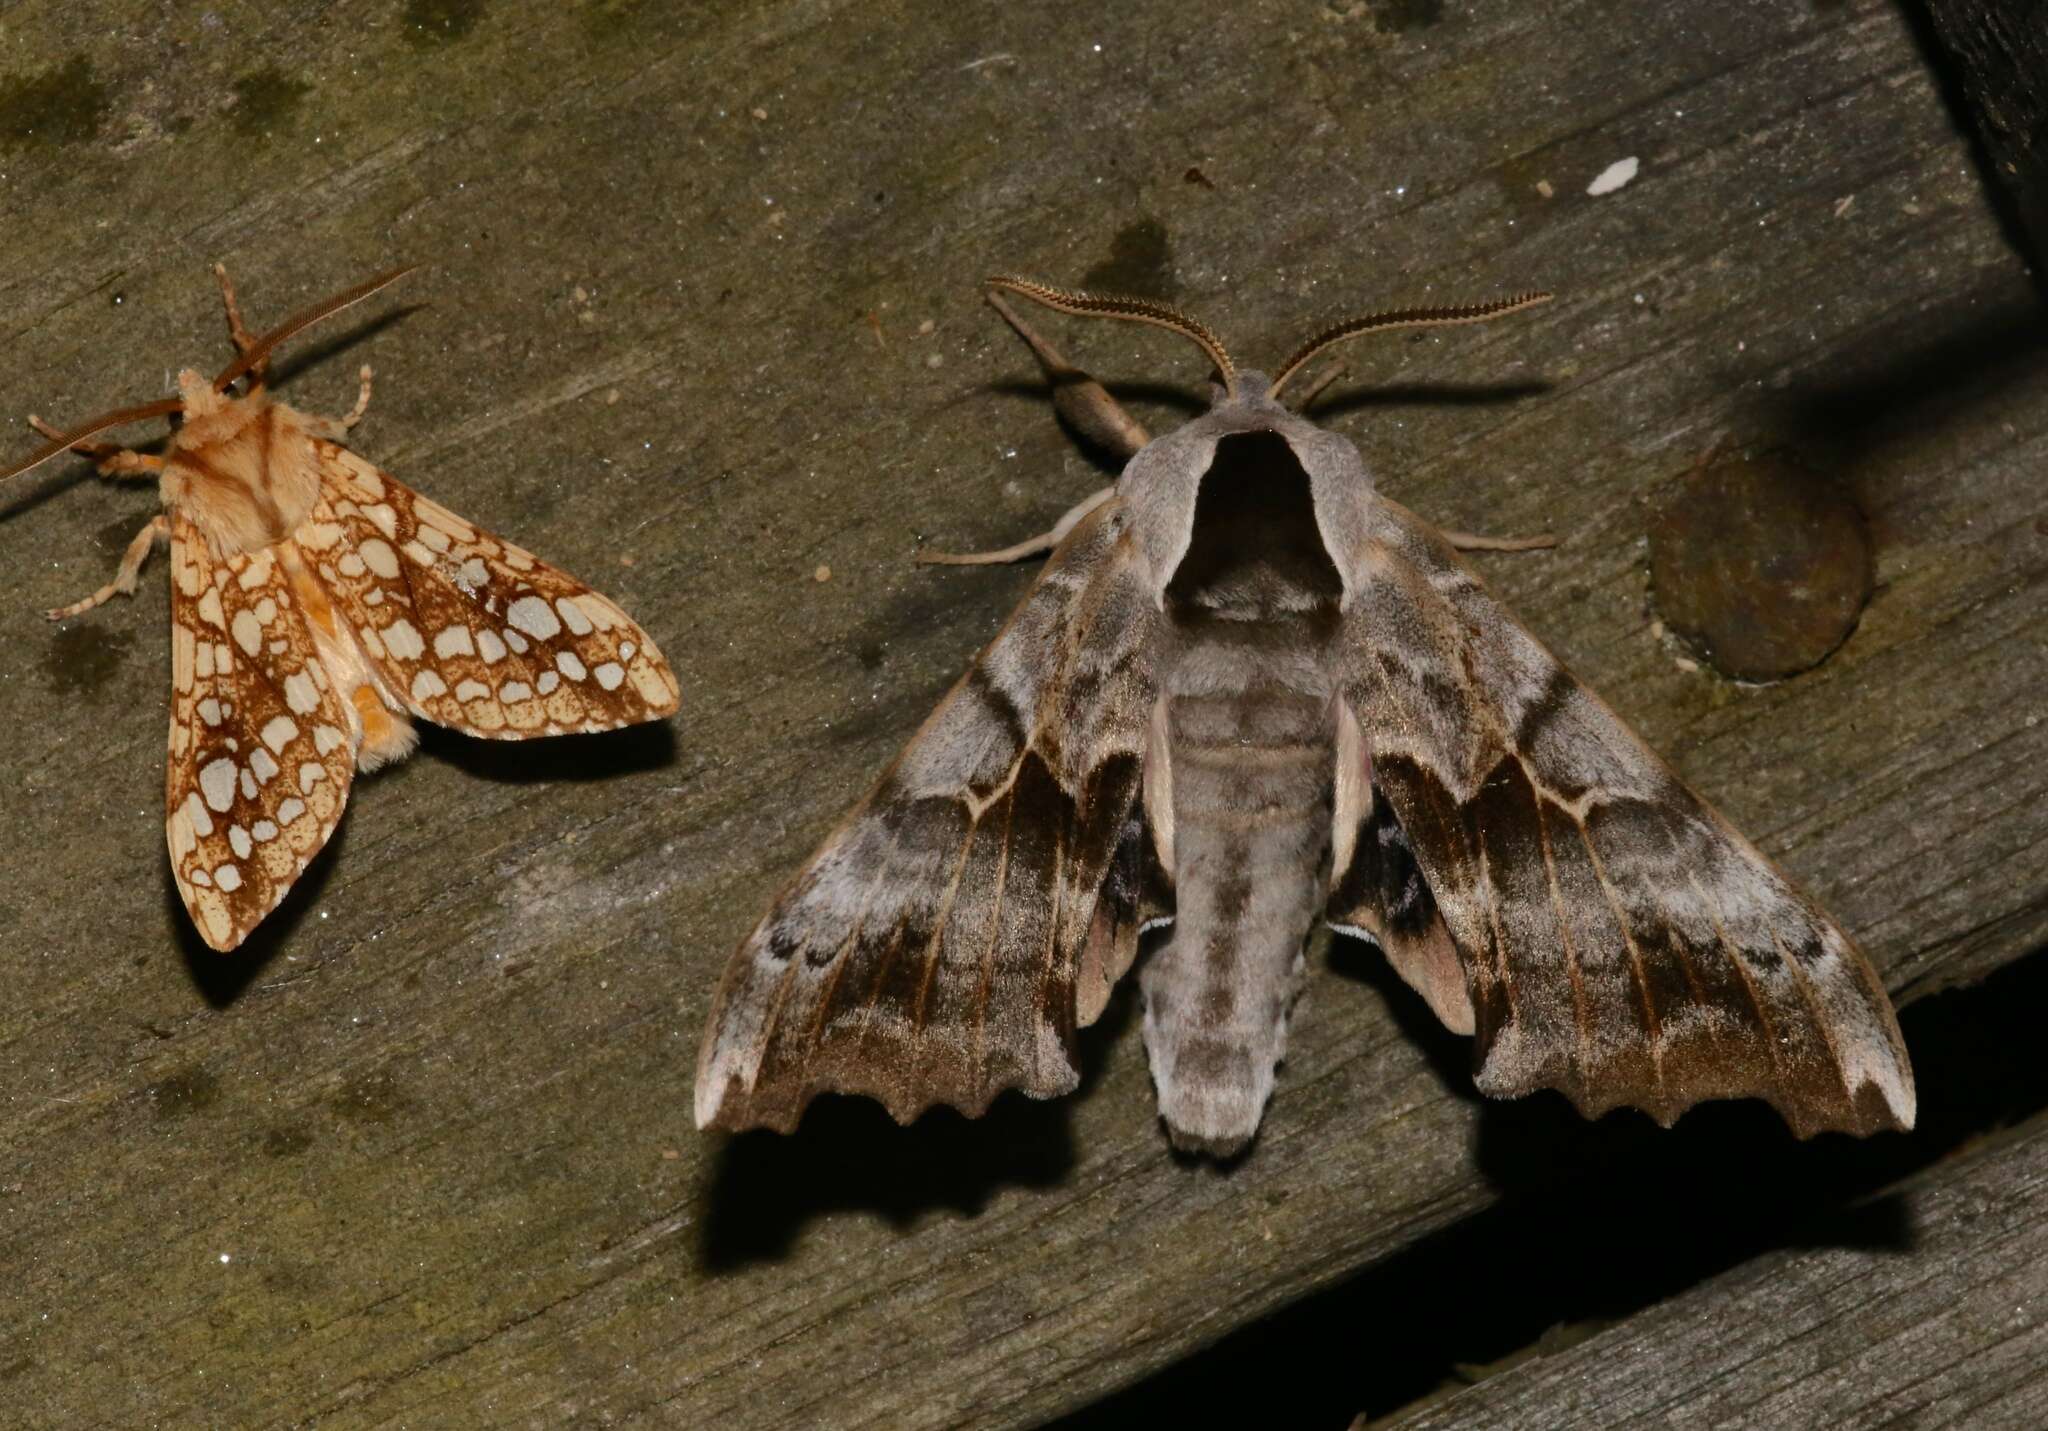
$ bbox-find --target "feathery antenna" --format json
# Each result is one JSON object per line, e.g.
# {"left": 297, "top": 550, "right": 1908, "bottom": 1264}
{"left": 212, "top": 264, "right": 417, "bottom": 392}
{"left": 3, "top": 265, "right": 418, "bottom": 485}
{"left": 0, "top": 399, "right": 183, "bottom": 484}
{"left": 1269, "top": 292, "right": 1552, "bottom": 399}
{"left": 985, "top": 275, "right": 1238, "bottom": 398}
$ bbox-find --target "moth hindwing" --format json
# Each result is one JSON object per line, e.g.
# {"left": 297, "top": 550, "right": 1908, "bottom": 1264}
{"left": 9, "top": 265, "right": 681, "bottom": 952}
{"left": 695, "top": 276, "right": 1913, "bottom": 1157}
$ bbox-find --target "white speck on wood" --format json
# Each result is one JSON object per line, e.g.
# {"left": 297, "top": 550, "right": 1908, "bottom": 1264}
{"left": 1587, "top": 156, "right": 1640, "bottom": 195}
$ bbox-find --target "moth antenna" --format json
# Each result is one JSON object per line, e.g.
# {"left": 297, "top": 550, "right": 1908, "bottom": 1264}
{"left": 985, "top": 275, "right": 1238, "bottom": 398}
{"left": 211, "top": 264, "right": 419, "bottom": 393}
{"left": 1, "top": 398, "right": 184, "bottom": 484}
{"left": 1269, "top": 292, "right": 1553, "bottom": 400}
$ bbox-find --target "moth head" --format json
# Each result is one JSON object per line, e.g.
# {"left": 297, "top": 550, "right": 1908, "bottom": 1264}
{"left": 985, "top": 276, "right": 1552, "bottom": 605}
{"left": 0, "top": 263, "right": 417, "bottom": 487}
{"left": 177, "top": 368, "right": 228, "bottom": 420}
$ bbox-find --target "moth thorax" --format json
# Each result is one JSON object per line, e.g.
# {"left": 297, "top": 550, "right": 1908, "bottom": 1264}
{"left": 161, "top": 386, "right": 323, "bottom": 558}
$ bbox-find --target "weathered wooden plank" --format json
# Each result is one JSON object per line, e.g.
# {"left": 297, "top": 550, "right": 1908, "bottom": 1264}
{"left": 1382, "top": 1107, "right": 2048, "bottom": 1429}
{"left": 0, "top": 1, "right": 2041, "bottom": 1426}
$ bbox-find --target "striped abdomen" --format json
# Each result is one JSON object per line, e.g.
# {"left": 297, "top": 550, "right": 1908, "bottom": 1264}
{"left": 1140, "top": 430, "right": 1344, "bottom": 1155}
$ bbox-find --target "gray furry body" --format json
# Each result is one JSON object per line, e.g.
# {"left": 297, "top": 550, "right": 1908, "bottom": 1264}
{"left": 1143, "top": 431, "right": 1345, "bottom": 1153}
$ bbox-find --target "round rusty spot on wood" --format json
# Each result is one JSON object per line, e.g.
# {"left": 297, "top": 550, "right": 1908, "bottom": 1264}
{"left": 1647, "top": 452, "right": 1873, "bottom": 682}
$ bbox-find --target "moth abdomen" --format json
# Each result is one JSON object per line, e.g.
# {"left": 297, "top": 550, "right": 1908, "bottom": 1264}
{"left": 1140, "top": 696, "right": 1336, "bottom": 1155}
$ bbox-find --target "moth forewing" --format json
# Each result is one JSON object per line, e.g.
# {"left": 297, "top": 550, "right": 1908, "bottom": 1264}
{"left": 697, "top": 277, "right": 1913, "bottom": 1158}
{"left": 17, "top": 267, "right": 681, "bottom": 952}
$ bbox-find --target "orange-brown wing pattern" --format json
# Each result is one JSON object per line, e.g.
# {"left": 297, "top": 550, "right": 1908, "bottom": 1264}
{"left": 165, "top": 518, "right": 357, "bottom": 951}
{"left": 299, "top": 444, "right": 680, "bottom": 738}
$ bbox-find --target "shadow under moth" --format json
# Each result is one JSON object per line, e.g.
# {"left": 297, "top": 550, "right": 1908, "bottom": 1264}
{"left": 4, "top": 266, "right": 680, "bottom": 952}
{"left": 696, "top": 277, "right": 1915, "bottom": 1156}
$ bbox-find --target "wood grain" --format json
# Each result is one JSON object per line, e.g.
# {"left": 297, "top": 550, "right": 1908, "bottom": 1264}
{"left": 1385, "top": 1109, "right": 2048, "bottom": 1428}
{"left": 0, "top": 1, "right": 2041, "bottom": 1425}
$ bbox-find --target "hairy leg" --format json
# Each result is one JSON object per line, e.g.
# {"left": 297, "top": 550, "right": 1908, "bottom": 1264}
{"left": 47, "top": 514, "right": 170, "bottom": 620}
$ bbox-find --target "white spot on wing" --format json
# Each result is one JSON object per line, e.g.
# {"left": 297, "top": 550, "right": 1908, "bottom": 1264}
{"left": 199, "top": 759, "right": 238, "bottom": 813}
{"left": 455, "top": 679, "right": 491, "bottom": 703}
{"left": 412, "top": 670, "right": 449, "bottom": 702}
{"left": 383, "top": 619, "right": 425, "bottom": 661}
{"left": 556, "top": 651, "right": 587, "bottom": 681}
{"left": 230, "top": 825, "right": 252, "bottom": 860}
{"left": 231, "top": 609, "right": 263, "bottom": 656}
{"left": 359, "top": 538, "right": 402, "bottom": 580}
{"left": 284, "top": 671, "right": 320, "bottom": 714}
{"left": 262, "top": 715, "right": 299, "bottom": 752}
{"left": 476, "top": 629, "right": 507, "bottom": 664}
{"left": 555, "top": 597, "right": 595, "bottom": 636}
{"left": 433, "top": 626, "right": 475, "bottom": 659}
{"left": 215, "top": 864, "right": 243, "bottom": 893}
{"left": 277, "top": 797, "right": 306, "bottom": 826}
{"left": 594, "top": 662, "right": 625, "bottom": 691}
{"left": 508, "top": 596, "right": 561, "bottom": 640}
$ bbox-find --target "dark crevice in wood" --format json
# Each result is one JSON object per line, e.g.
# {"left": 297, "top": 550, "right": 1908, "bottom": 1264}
{"left": 1054, "top": 943, "right": 2048, "bottom": 1430}
{"left": 1899, "top": 0, "right": 2048, "bottom": 289}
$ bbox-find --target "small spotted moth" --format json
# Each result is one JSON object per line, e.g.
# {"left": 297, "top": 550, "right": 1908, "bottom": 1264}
{"left": 5, "top": 266, "right": 681, "bottom": 951}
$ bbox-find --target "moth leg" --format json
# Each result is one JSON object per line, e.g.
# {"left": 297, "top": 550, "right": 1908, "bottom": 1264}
{"left": 213, "top": 262, "right": 267, "bottom": 386}
{"left": 47, "top": 513, "right": 169, "bottom": 620}
{"left": 1440, "top": 529, "right": 1557, "bottom": 554}
{"left": 917, "top": 484, "right": 1114, "bottom": 566}
{"left": 340, "top": 364, "right": 374, "bottom": 428}
{"left": 300, "top": 366, "right": 375, "bottom": 440}
{"left": 26, "top": 415, "right": 164, "bottom": 478}
{"left": 986, "top": 290, "right": 1151, "bottom": 461}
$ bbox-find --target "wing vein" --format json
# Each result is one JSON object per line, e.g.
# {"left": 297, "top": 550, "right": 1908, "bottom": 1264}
{"left": 970, "top": 778, "right": 1021, "bottom": 1106}
{"left": 1686, "top": 868, "right": 1787, "bottom": 1089}
{"left": 1531, "top": 783, "right": 1593, "bottom": 1092}
{"left": 1576, "top": 818, "right": 1669, "bottom": 1102}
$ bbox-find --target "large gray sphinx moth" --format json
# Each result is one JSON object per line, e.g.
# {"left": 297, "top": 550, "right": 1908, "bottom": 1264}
{"left": 696, "top": 278, "right": 1915, "bottom": 1156}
